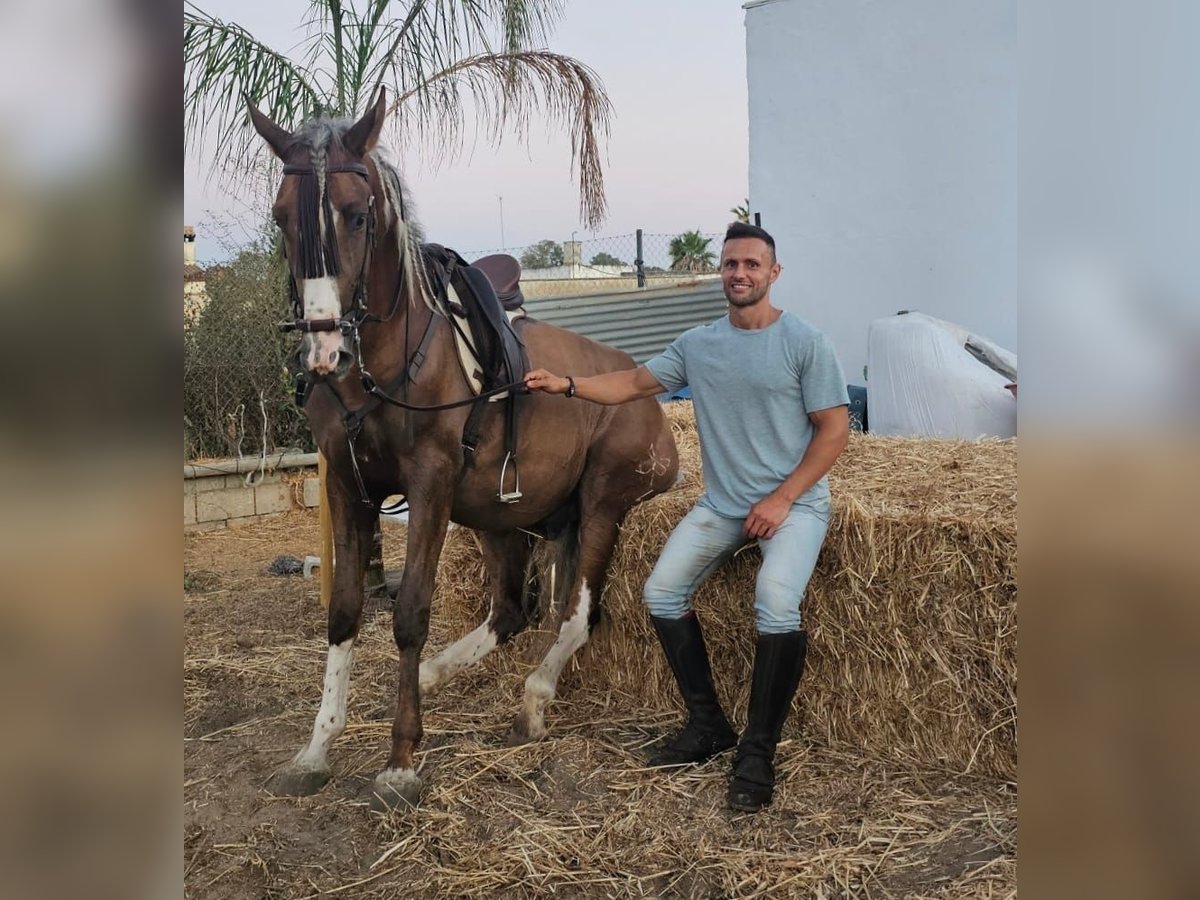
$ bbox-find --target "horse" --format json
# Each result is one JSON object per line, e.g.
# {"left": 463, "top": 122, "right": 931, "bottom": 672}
{"left": 247, "top": 88, "right": 679, "bottom": 810}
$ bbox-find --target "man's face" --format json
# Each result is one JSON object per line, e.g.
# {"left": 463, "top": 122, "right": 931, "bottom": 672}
{"left": 720, "top": 237, "right": 781, "bottom": 307}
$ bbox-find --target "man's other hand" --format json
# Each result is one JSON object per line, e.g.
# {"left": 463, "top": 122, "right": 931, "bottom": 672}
{"left": 745, "top": 493, "right": 791, "bottom": 540}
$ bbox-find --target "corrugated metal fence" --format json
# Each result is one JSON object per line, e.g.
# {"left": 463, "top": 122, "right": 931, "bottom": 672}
{"left": 523, "top": 281, "right": 727, "bottom": 363}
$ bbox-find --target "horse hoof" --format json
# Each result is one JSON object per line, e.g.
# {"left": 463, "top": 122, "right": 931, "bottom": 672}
{"left": 267, "top": 765, "right": 331, "bottom": 797}
{"left": 505, "top": 720, "right": 547, "bottom": 746}
{"left": 367, "top": 769, "right": 422, "bottom": 812}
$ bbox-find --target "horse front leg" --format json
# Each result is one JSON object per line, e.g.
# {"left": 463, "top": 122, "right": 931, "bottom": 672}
{"left": 368, "top": 478, "right": 454, "bottom": 811}
{"left": 268, "top": 478, "right": 376, "bottom": 796}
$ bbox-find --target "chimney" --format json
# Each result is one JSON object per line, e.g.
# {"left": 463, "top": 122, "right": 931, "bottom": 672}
{"left": 184, "top": 225, "right": 197, "bottom": 267}
{"left": 563, "top": 239, "right": 582, "bottom": 278}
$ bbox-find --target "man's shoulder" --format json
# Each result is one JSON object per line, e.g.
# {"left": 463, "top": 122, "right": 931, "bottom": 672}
{"left": 675, "top": 315, "right": 729, "bottom": 347}
{"left": 775, "top": 311, "right": 832, "bottom": 351}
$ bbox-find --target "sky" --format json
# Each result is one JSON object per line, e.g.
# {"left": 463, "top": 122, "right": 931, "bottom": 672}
{"left": 183, "top": 0, "right": 750, "bottom": 263}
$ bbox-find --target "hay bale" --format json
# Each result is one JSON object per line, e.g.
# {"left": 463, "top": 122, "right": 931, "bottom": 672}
{"left": 431, "top": 401, "right": 1016, "bottom": 780}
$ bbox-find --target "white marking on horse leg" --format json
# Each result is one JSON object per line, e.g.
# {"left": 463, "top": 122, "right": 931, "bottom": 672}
{"left": 300, "top": 276, "right": 345, "bottom": 373}
{"left": 519, "top": 579, "right": 592, "bottom": 739}
{"left": 292, "top": 638, "right": 354, "bottom": 772}
{"left": 419, "top": 614, "right": 499, "bottom": 696}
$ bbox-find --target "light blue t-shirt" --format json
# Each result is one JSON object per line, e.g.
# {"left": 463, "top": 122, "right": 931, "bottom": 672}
{"left": 645, "top": 312, "right": 849, "bottom": 518}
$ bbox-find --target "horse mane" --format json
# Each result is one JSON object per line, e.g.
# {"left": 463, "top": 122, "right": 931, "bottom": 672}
{"left": 290, "top": 118, "right": 434, "bottom": 313}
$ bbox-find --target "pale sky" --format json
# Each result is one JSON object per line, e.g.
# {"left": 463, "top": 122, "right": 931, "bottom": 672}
{"left": 184, "top": 0, "right": 750, "bottom": 263}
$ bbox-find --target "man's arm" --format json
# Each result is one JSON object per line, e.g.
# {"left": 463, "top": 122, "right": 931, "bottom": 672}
{"left": 524, "top": 365, "right": 666, "bottom": 406}
{"left": 744, "top": 405, "right": 851, "bottom": 540}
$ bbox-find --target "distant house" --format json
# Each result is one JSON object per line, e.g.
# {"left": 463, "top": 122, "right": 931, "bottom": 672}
{"left": 184, "top": 226, "right": 207, "bottom": 324}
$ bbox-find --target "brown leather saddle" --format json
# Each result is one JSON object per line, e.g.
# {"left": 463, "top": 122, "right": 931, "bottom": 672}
{"left": 421, "top": 245, "right": 530, "bottom": 502}
{"left": 471, "top": 254, "right": 525, "bottom": 311}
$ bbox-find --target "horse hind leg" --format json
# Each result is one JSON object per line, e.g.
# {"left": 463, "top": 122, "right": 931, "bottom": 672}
{"left": 418, "top": 530, "right": 537, "bottom": 697}
{"left": 508, "top": 513, "right": 619, "bottom": 745}
{"left": 268, "top": 492, "right": 375, "bottom": 796}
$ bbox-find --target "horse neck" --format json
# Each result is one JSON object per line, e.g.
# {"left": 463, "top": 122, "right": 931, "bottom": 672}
{"left": 359, "top": 228, "right": 447, "bottom": 396}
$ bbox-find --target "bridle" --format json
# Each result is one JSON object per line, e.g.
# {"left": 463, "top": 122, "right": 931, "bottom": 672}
{"left": 277, "top": 161, "right": 397, "bottom": 339}
{"left": 275, "top": 157, "right": 527, "bottom": 508}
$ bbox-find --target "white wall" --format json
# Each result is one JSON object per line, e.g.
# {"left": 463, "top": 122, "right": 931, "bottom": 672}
{"left": 745, "top": 0, "right": 1016, "bottom": 382}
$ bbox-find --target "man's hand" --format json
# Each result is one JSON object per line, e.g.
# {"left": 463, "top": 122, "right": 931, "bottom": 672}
{"left": 744, "top": 492, "right": 791, "bottom": 540}
{"left": 524, "top": 369, "right": 571, "bottom": 394}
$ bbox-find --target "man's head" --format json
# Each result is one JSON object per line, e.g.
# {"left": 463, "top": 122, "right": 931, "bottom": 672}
{"left": 720, "top": 222, "right": 781, "bottom": 308}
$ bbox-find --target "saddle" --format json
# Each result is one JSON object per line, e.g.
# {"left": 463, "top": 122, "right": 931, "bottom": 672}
{"left": 422, "top": 244, "right": 530, "bottom": 502}
{"left": 471, "top": 254, "right": 526, "bottom": 311}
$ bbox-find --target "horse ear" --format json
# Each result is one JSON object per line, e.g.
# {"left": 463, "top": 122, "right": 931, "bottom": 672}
{"left": 344, "top": 87, "right": 388, "bottom": 158}
{"left": 245, "top": 95, "right": 293, "bottom": 160}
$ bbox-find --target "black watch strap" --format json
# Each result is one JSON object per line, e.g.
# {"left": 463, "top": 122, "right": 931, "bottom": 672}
{"left": 565, "top": 376, "right": 576, "bottom": 398}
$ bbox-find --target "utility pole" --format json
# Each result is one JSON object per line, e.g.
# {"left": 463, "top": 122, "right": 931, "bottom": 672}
{"left": 498, "top": 195, "right": 505, "bottom": 250}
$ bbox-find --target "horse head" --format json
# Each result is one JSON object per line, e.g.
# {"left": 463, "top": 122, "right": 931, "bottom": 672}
{"left": 247, "top": 90, "right": 391, "bottom": 378}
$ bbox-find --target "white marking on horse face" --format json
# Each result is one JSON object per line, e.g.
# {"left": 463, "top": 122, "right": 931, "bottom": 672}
{"left": 294, "top": 638, "right": 354, "bottom": 770}
{"left": 301, "top": 276, "right": 345, "bottom": 374}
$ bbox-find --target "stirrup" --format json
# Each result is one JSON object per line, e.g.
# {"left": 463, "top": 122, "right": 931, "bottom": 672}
{"left": 498, "top": 451, "right": 522, "bottom": 503}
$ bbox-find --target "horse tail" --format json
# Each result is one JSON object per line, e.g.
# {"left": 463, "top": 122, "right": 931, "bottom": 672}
{"left": 523, "top": 493, "right": 582, "bottom": 626}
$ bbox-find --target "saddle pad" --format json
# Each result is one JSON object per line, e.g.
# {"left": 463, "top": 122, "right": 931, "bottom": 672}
{"left": 446, "top": 282, "right": 526, "bottom": 398}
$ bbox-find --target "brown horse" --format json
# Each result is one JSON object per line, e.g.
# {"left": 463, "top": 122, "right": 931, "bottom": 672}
{"left": 248, "top": 89, "right": 678, "bottom": 809}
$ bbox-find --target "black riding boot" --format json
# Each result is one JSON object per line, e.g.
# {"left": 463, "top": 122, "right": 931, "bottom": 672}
{"left": 727, "top": 630, "right": 808, "bottom": 812}
{"left": 648, "top": 613, "right": 737, "bottom": 767}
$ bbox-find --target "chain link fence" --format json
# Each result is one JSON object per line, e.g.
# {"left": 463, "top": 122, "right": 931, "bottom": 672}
{"left": 183, "top": 238, "right": 313, "bottom": 462}
{"left": 183, "top": 227, "right": 731, "bottom": 462}
{"left": 461, "top": 230, "right": 725, "bottom": 280}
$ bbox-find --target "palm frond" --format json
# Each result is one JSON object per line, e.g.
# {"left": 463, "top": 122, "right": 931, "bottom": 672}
{"left": 186, "top": 1, "right": 609, "bottom": 227}
{"left": 390, "top": 49, "right": 612, "bottom": 228}
{"left": 185, "top": 3, "right": 326, "bottom": 178}
{"left": 493, "top": 0, "right": 565, "bottom": 54}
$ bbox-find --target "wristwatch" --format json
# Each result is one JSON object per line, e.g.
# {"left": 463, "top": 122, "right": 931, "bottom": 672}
{"left": 565, "top": 376, "right": 576, "bottom": 398}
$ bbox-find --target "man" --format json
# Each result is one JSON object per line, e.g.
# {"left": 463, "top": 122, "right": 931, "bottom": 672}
{"left": 524, "top": 222, "right": 849, "bottom": 812}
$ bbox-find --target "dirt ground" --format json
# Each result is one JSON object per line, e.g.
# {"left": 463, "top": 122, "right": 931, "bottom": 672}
{"left": 185, "top": 512, "right": 1016, "bottom": 899}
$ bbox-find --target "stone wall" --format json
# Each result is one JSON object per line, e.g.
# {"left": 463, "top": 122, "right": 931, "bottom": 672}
{"left": 184, "top": 453, "right": 320, "bottom": 531}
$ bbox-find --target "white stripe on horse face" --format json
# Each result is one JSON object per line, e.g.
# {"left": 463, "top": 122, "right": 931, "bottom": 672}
{"left": 301, "top": 277, "right": 345, "bottom": 373}
{"left": 294, "top": 638, "right": 354, "bottom": 771}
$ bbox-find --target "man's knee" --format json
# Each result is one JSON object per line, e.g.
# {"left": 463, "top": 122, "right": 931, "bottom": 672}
{"left": 642, "top": 568, "right": 691, "bottom": 619}
{"left": 754, "top": 580, "right": 802, "bottom": 634}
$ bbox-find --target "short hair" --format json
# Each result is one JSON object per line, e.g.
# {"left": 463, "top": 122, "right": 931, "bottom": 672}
{"left": 723, "top": 222, "right": 776, "bottom": 260}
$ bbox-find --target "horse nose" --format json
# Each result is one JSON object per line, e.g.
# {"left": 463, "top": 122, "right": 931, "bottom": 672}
{"left": 333, "top": 349, "right": 354, "bottom": 377}
{"left": 305, "top": 333, "right": 345, "bottom": 375}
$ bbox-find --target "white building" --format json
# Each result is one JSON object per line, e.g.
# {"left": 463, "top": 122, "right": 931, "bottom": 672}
{"left": 744, "top": 0, "right": 1016, "bottom": 382}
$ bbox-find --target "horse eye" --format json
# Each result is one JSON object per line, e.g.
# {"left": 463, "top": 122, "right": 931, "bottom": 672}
{"left": 348, "top": 213, "right": 367, "bottom": 231}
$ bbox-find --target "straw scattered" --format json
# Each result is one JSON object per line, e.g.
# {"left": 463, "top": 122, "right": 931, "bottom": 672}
{"left": 185, "top": 401, "right": 1016, "bottom": 898}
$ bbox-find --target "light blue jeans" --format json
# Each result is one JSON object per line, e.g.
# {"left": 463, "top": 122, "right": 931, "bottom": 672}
{"left": 643, "top": 502, "right": 830, "bottom": 634}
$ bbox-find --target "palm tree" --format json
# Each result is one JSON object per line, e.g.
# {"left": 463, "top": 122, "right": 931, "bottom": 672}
{"left": 185, "top": 1, "right": 613, "bottom": 228}
{"left": 731, "top": 199, "right": 750, "bottom": 223}
{"left": 669, "top": 230, "right": 716, "bottom": 273}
